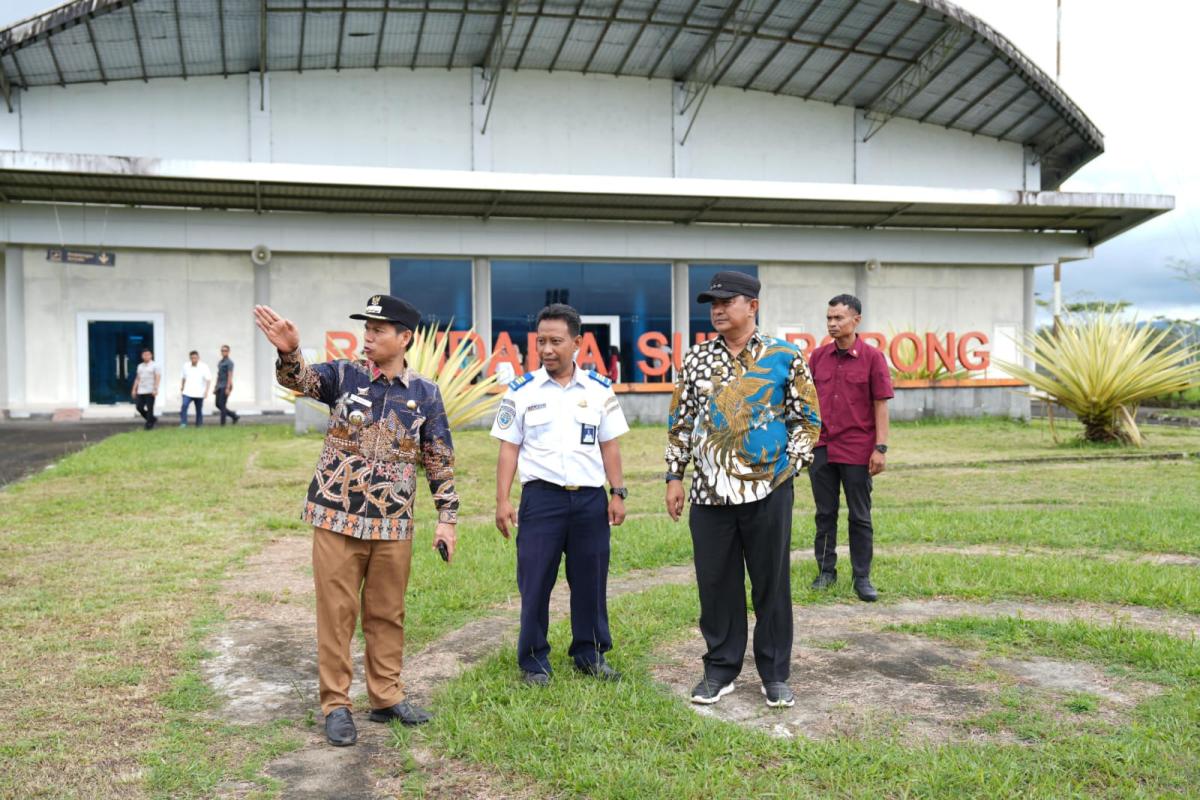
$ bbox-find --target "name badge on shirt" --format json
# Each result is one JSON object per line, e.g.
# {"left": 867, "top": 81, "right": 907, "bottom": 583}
{"left": 580, "top": 423, "right": 598, "bottom": 445}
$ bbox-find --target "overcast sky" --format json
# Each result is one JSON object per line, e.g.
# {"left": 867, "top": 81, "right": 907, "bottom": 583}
{"left": 4, "top": 0, "right": 1198, "bottom": 319}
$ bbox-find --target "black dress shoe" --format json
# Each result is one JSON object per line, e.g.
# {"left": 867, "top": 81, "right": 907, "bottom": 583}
{"left": 368, "top": 700, "right": 432, "bottom": 725}
{"left": 575, "top": 657, "right": 621, "bottom": 681}
{"left": 324, "top": 707, "right": 357, "bottom": 746}
{"left": 853, "top": 577, "right": 878, "bottom": 602}
{"left": 811, "top": 571, "right": 837, "bottom": 590}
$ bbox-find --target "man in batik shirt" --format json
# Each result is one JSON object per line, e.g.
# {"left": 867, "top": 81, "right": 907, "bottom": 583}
{"left": 664, "top": 271, "right": 820, "bottom": 710}
{"left": 254, "top": 295, "right": 458, "bottom": 747}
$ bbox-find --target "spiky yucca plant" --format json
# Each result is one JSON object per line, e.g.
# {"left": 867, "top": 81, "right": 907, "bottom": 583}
{"left": 404, "top": 325, "right": 502, "bottom": 429}
{"left": 997, "top": 309, "right": 1200, "bottom": 445}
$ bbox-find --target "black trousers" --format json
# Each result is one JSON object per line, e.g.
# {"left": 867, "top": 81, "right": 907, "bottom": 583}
{"left": 515, "top": 481, "right": 611, "bottom": 674}
{"left": 214, "top": 387, "right": 238, "bottom": 424}
{"left": 809, "top": 446, "right": 874, "bottom": 578}
{"left": 134, "top": 395, "right": 157, "bottom": 429}
{"left": 689, "top": 479, "right": 793, "bottom": 684}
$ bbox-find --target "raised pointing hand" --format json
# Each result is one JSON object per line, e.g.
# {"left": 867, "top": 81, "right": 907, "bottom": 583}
{"left": 254, "top": 305, "right": 301, "bottom": 353}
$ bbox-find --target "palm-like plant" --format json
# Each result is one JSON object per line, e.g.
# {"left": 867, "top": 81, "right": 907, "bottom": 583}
{"left": 404, "top": 325, "right": 502, "bottom": 429}
{"left": 997, "top": 309, "right": 1200, "bottom": 445}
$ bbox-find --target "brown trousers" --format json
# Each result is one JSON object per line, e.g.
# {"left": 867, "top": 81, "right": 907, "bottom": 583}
{"left": 312, "top": 526, "right": 413, "bottom": 714}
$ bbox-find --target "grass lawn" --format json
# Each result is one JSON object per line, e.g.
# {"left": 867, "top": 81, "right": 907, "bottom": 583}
{"left": 1, "top": 417, "right": 1198, "bottom": 798}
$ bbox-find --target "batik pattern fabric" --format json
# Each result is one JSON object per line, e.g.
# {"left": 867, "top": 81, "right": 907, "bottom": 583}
{"left": 666, "top": 331, "right": 821, "bottom": 506}
{"left": 276, "top": 349, "right": 459, "bottom": 540}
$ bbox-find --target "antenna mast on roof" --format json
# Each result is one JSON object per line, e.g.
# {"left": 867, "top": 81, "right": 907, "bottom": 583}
{"left": 1053, "top": 0, "right": 1064, "bottom": 334}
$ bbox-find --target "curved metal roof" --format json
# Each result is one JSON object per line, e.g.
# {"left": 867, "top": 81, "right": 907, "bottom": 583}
{"left": 0, "top": 0, "right": 1102, "bottom": 189}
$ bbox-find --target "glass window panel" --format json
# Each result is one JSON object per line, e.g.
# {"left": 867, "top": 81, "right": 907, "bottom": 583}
{"left": 491, "top": 260, "right": 672, "bottom": 382}
{"left": 389, "top": 259, "right": 473, "bottom": 331}
{"left": 689, "top": 264, "right": 759, "bottom": 340}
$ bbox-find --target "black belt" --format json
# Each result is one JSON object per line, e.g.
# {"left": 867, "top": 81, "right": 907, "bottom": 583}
{"left": 526, "top": 479, "right": 602, "bottom": 492}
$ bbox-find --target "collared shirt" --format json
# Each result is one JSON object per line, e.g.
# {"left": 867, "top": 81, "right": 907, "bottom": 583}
{"left": 666, "top": 330, "right": 821, "bottom": 506}
{"left": 490, "top": 365, "right": 629, "bottom": 488}
{"left": 809, "top": 337, "right": 894, "bottom": 465}
{"left": 216, "top": 356, "right": 234, "bottom": 389}
{"left": 275, "top": 349, "right": 459, "bottom": 540}
{"left": 135, "top": 360, "right": 162, "bottom": 394}
{"left": 181, "top": 361, "right": 211, "bottom": 398}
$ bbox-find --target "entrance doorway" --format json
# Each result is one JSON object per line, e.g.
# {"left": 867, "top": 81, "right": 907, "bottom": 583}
{"left": 87, "top": 320, "right": 154, "bottom": 405}
{"left": 581, "top": 315, "right": 621, "bottom": 381}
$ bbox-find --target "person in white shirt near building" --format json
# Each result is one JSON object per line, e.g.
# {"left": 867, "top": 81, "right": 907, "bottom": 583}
{"left": 130, "top": 348, "right": 162, "bottom": 430}
{"left": 491, "top": 303, "right": 630, "bottom": 685}
{"left": 180, "top": 350, "right": 212, "bottom": 427}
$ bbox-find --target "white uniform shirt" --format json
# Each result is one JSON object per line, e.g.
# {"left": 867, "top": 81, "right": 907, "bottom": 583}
{"left": 490, "top": 365, "right": 630, "bottom": 488}
{"left": 181, "top": 361, "right": 212, "bottom": 398}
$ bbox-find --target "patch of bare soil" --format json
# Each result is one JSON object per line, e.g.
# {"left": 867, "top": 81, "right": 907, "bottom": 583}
{"left": 204, "top": 537, "right": 697, "bottom": 798}
{"left": 652, "top": 601, "right": 1166, "bottom": 743}
{"left": 206, "top": 537, "right": 1195, "bottom": 796}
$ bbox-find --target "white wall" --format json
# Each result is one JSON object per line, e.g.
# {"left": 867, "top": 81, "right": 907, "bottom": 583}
{"left": 10, "top": 68, "right": 1025, "bottom": 189}
{"left": 679, "top": 87, "right": 854, "bottom": 183}
{"left": 485, "top": 72, "right": 674, "bottom": 176}
{"left": 11, "top": 243, "right": 1032, "bottom": 411}
{"left": 19, "top": 76, "right": 250, "bottom": 161}
{"left": 760, "top": 262, "right": 1028, "bottom": 379}
{"left": 269, "top": 70, "right": 473, "bottom": 170}
{"left": 20, "top": 248, "right": 254, "bottom": 409}
{"left": 855, "top": 114, "right": 1026, "bottom": 190}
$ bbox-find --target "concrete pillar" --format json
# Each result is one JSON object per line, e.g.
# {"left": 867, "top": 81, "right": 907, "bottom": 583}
{"left": 254, "top": 260, "right": 272, "bottom": 407}
{"left": 3, "top": 245, "right": 25, "bottom": 411}
{"left": 1023, "top": 265, "right": 1037, "bottom": 368}
{"left": 672, "top": 260, "right": 690, "bottom": 351}
{"left": 854, "top": 261, "right": 873, "bottom": 318}
{"left": 472, "top": 256, "right": 491, "bottom": 345}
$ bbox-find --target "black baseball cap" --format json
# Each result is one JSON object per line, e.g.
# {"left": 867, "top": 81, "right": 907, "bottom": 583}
{"left": 697, "top": 270, "right": 760, "bottom": 303}
{"left": 349, "top": 294, "right": 421, "bottom": 331}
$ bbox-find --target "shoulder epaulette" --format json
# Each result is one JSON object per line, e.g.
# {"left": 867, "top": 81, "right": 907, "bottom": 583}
{"left": 587, "top": 369, "right": 613, "bottom": 388}
{"left": 509, "top": 373, "right": 535, "bottom": 391}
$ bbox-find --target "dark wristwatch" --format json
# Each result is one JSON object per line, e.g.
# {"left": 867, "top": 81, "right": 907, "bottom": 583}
{"left": 610, "top": 487, "right": 629, "bottom": 499}
{"left": 664, "top": 472, "right": 682, "bottom": 483}
{"left": 874, "top": 444, "right": 888, "bottom": 454}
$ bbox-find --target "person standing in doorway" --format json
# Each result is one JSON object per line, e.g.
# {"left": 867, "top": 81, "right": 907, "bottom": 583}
{"left": 492, "top": 303, "right": 629, "bottom": 685}
{"left": 807, "top": 294, "right": 894, "bottom": 602}
{"left": 131, "top": 349, "right": 162, "bottom": 430}
{"left": 180, "top": 350, "right": 211, "bottom": 427}
{"left": 254, "top": 295, "right": 459, "bottom": 747}
{"left": 665, "top": 271, "right": 821, "bottom": 709}
{"left": 214, "top": 345, "right": 241, "bottom": 425}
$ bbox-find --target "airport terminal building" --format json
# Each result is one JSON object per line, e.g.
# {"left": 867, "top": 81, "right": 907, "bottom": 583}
{"left": 0, "top": 0, "right": 1171, "bottom": 420}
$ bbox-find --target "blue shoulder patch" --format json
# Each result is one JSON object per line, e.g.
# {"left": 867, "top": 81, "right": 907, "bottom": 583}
{"left": 509, "top": 373, "right": 535, "bottom": 391}
{"left": 587, "top": 369, "right": 612, "bottom": 388}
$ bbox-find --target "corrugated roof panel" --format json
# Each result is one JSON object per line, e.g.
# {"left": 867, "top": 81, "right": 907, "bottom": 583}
{"left": 412, "top": 11, "right": 462, "bottom": 69}
{"left": 0, "top": 0, "right": 1107, "bottom": 188}
{"left": 922, "top": 58, "right": 1012, "bottom": 126}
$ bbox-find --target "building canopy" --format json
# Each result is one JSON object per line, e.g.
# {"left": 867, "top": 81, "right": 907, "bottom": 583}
{"left": 2, "top": 0, "right": 1102, "bottom": 189}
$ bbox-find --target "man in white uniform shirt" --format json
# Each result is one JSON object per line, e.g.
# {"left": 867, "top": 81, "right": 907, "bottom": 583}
{"left": 180, "top": 350, "right": 212, "bottom": 427}
{"left": 492, "top": 304, "right": 630, "bottom": 685}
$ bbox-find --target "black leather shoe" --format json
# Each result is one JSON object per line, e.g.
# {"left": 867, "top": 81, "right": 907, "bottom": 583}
{"left": 811, "top": 571, "right": 837, "bottom": 590}
{"left": 853, "top": 577, "right": 878, "bottom": 602}
{"left": 368, "top": 700, "right": 432, "bottom": 725}
{"left": 575, "top": 657, "right": 621, "bottom": 681}
{"left": 522, "top": 670, "right": 551, "bottom": 686}
{"left": 324, "top": 707, "right": 357, "bottom": 746}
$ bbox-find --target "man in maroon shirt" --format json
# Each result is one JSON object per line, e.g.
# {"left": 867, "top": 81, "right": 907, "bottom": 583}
{"left": 807, "top": 294, "right": 894, "bottom": 601}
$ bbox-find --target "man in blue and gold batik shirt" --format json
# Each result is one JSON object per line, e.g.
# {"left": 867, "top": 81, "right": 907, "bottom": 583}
{"left": 664, "top": 270, "right": 820, "bottom": 711}
{"left": 254, "top": 295, "right": 458, "bottom": 748}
